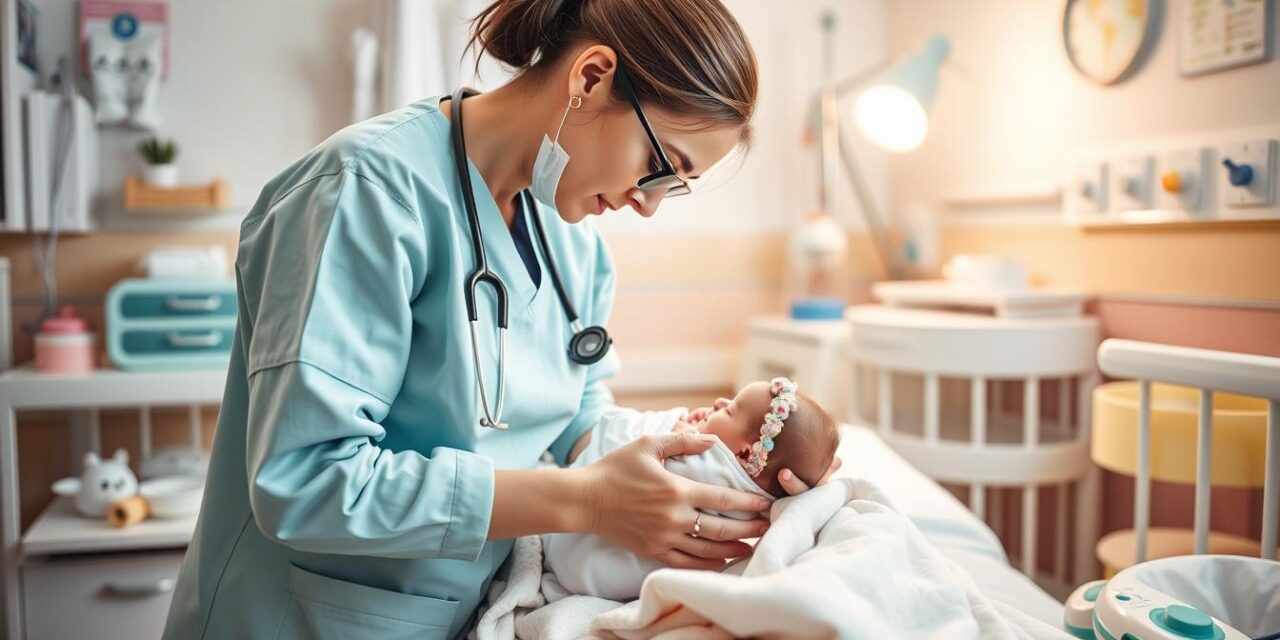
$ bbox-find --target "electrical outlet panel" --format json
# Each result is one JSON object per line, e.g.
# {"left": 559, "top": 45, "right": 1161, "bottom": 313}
{"left": 1219, "top": 139, "right": 1275, "bottom": 208}
{"left": 1155, "top": 148, "right": 1209, "bottom": 212}
{"left": 1109, "top": 155, "right": 1154, "bottom": 211}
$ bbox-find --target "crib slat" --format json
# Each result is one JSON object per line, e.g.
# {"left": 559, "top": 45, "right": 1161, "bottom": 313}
{"left": 1194, "top": 389, "right": 1212, "bottom": 556}
{"left": 924, "top": 373, "right": 940, "bottom": 444}
{"left": 1024, "top": 377, "right": 1039, "bottom": 448}
{"left": 88, "top": 408, "right": 101, "bottom": 457}
{"left": 189, "top": 405, "right": 202, "bottom": 449}
{"left": 1022, "top": 485, "right": 1037, "bottom": 577}
{"left": 139, "top": 406, "right": 153, "bottom": 460}
{"left": 971, "top": 377, "right": 987, "bottom": 447}
{"left": 970, "top": 483, "right": 985, "bottom": 519}
{"left": 1135, "top": 380, "right": 1152, "bottom": 564}
{"left": 1058, "top": 378, "right": 1070, "bottom": 432}
{"left": 1263, "top": 399, "right": 1278, "bottom": 561}
{"left": 878, "top": 369, "right": 893, "bottom": 437}
{"left": 1055, "top": 482, "right": 1068, "bottom": 581}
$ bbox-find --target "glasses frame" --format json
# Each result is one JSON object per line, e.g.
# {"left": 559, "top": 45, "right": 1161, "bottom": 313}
{"left": 613, "top": 65, "right": 691, "bottom": 197}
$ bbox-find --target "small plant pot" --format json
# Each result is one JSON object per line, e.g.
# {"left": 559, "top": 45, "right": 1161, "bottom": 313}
{"left": 142, "top": 164, "right": 179, "bottom": 188}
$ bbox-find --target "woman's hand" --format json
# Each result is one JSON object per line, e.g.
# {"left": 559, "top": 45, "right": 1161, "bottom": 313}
{"left": 776, "top": 455, "right": 843, "bottom": 496}
{"left": 575, "top": 432, "right": 773, "bottom": 570}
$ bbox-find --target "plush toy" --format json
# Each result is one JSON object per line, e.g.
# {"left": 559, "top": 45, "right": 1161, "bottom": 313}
{"left": 52, "top": 449, "right": 140, "bottom": 518}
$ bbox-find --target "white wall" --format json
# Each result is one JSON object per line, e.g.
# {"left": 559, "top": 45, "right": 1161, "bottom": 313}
{"left": 884, "top": 0, "right": 1280, "bottom": 216}
{"left": 30, "top": 0, "right": 374, "bottom": 213}
{"left": 597, "top": 0, "right": 887, "bottom": 237}
{"left": 22, "top": 0, "right": 884, "bottom": 235}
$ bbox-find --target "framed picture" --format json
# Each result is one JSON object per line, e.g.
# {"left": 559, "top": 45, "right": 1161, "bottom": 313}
{"left": 1178, "top": 0, "right": 1272, "bottom": 76}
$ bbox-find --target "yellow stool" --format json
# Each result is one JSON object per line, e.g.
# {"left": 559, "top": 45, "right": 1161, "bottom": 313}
{"left": 1092, "top": 381, "right": 1272, "bottom": 577}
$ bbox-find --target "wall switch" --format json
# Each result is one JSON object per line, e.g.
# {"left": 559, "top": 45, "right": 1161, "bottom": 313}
{"left": 1220, "top": 139, "right": 1275, "bottom": 208}
{"left": 1155, "top": 148, "right": 1209, "bottom": 212}
{"left": 1109, "top": 155, "right": 1154, "bottom": 211}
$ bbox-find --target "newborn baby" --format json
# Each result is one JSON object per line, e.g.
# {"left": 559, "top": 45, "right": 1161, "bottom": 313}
{"left": 542, "top": 377, "right": 841, "bottom": 601}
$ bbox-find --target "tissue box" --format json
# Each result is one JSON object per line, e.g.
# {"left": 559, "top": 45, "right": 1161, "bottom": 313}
{"left": 106, "top": 278, "right": 236, "bottom": 371}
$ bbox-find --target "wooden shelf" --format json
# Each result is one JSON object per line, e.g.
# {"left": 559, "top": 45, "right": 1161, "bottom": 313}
{"left": 21, "top": 497, "right": 196, "bottom": 559}
{"left": 124, "top": 176, "right": 230, "bottom": 211}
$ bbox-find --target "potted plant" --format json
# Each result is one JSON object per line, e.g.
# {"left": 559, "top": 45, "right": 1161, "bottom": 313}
{"left": 137, "top": 136, "right": 179, "bottom": 187}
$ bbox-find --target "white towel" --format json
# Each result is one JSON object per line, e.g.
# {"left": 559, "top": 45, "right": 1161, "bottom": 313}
{"left": 471, "top": 478, "right": 1072, "bottom": 640}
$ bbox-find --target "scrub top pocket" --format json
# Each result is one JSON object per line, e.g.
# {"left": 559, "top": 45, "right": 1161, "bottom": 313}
{"left": 279, "top": 564, "right": 459, "bottom": 640}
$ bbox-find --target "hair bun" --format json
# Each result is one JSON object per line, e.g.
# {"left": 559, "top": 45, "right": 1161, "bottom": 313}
{"left": 469, "top": 0, "right": 582, "bottom": 70}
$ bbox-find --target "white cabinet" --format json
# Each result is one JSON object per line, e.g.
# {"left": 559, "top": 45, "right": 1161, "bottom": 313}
{"left": 23, "top": 550, "right": 185, "bottom": 640}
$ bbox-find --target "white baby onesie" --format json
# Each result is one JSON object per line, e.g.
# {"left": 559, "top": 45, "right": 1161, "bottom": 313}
{"left": 541, "top": 407, "right": 772, "bottom": 601}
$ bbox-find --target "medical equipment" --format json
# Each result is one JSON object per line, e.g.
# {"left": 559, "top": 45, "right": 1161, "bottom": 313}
{"left": 1065, "top": 555, "right": 1279, "bottom": 640}
{"left": 106, "top": 278, "right": 237, "bottom": 371}
{"left": 124, "top": 36, "right": 162, "bottom": 130}
{"left": 448, "top": 88, "right": 612, "bottom": 430}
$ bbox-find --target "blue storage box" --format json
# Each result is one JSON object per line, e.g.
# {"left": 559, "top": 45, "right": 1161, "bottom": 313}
{"left": 106, "top": 278, "right": 237, "bottom": 371}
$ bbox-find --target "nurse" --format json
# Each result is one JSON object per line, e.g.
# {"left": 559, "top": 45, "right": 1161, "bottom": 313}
{"left": 165, "top": 0, "right": 833, "bottom": 638}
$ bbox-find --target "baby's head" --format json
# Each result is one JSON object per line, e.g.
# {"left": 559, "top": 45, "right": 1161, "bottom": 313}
{"left": 696, "top": 378, "right": 840, "bottom": 498}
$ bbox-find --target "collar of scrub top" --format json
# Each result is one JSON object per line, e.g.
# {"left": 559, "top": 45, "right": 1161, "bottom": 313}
{"left": 448, "top": 88, "right": 613, "bottom": 430}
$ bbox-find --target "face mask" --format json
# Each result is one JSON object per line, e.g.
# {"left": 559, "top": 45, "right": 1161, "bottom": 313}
{"left": 530, "top": 95, "right": 581, "bottom": 209}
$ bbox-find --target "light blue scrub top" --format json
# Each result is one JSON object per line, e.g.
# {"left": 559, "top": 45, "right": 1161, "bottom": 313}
{"left": 163, "top": 96, "right": 620, "bottom": 640}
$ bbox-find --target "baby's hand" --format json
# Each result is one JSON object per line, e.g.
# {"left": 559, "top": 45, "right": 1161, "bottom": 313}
{"left": 671, "top": 420, "right": 700, "bottom": 434}
{"left": 682, "top": 407, "right": 712, "bottom": 423}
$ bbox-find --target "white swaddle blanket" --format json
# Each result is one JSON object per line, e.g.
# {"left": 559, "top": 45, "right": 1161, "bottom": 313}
{"left": 542, "top": 407, "right": 772, "bottom": 601}
{"left": 470, "top": 478, "right": 1071, "bottom": 640}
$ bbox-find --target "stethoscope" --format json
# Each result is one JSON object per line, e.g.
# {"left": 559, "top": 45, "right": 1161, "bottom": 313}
{"left": 449, "top": 88, "right": 612, "bottom": 430}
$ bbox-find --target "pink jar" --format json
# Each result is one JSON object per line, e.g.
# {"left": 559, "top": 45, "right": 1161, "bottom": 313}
{"left": 34, "top": 307, "right": 96, "bottom": 374}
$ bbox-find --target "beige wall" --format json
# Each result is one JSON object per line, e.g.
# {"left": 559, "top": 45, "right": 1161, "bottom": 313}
{"left": 884, "top": 0, "right": 1280, "bottom": 215}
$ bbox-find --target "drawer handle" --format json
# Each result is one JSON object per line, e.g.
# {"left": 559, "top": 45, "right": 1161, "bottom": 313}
{"left": 165, "top": 295, "right": 222, "bottom": 312}
{"left": 103, "top": 578, "right": 175, "bottom": 597}
{"left": 167, "top": 331, "right": 223, "bottom": 348}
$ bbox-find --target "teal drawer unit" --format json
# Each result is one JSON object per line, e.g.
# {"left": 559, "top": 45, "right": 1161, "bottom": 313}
{"left": 106, "top": 279, "right": 237, "bottom": 371}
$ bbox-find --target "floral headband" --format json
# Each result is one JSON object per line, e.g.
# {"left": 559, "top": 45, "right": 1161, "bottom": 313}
{"left": 745, "top": 377, "right": 800, "bottom": 478}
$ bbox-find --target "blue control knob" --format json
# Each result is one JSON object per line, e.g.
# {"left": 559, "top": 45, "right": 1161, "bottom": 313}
{"left": 1151, "top": 605, "right": 1219, "bottom": 639}
{"left": 1222, "top": 159, "right": 1254, "bottom": 187}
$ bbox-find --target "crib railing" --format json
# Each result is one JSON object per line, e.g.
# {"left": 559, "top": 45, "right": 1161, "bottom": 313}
{"left": 1096, "top": 339, "right": 1280, "bottom": 563}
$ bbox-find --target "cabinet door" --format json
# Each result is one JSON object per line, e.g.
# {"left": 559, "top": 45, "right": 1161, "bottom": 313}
{"left": 23, "top": 550, "right": 184, "bottom": 640}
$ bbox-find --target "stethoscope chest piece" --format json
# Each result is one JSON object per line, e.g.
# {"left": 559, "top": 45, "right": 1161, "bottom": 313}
{"left": 568, "top": 324, "right": 611, "bottom": 365}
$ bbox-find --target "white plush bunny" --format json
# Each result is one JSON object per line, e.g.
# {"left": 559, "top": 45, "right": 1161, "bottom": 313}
{"left": 52, "top": 449, "right": 139, "bottom": 518}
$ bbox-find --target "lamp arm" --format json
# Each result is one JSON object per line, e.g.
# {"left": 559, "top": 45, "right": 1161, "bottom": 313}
{"left": 836, "top": 121, "right": 905, "bottom": 280}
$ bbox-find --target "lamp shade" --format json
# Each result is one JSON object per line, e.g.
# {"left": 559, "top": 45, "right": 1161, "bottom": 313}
{"left": 855, "top": 34, "right": 951, "bottom": 152}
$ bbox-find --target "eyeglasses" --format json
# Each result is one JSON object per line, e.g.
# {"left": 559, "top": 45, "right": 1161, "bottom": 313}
{"left": 614, "top": 65, "right": 691, "bottom": 197}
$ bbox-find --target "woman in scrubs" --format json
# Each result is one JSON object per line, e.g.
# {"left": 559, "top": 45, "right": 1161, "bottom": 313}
{"left": 165, "top": 1, "right": 832, "bottom": 638}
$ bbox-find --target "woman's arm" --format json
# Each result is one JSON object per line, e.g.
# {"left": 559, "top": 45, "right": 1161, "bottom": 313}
{"left": 491, "top": 432, "right": 775, "bottom": 569}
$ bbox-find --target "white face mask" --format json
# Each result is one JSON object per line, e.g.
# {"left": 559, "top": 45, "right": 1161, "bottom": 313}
{"left": 530, "top": 96, "right": 581, "bottom": 209}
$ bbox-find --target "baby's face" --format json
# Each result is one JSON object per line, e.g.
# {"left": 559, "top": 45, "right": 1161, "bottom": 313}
{"left": 695, "top": 381, "right": 774, "bottom": 465}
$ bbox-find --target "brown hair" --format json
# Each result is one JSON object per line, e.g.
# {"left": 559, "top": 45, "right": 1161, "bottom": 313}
{"left": 468, "top": 0, "right": 758, "bottom": 140}
{"left": 756, "top": 393, "right": 840, "bottom": 498}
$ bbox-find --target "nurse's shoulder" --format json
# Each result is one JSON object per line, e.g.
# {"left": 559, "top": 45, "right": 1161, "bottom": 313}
{"left": 246, "top": 99, "right": 455, "bottom": 225}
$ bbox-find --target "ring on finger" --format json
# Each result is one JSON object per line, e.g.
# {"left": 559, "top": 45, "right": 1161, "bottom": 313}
{"left": 691, "top": 513, "right": 702, "bottom": 538}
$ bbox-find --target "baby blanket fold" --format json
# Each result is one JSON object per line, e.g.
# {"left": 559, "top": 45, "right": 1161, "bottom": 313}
{"left": 471, "top": 478, "right": 1070, "bottom": 640}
